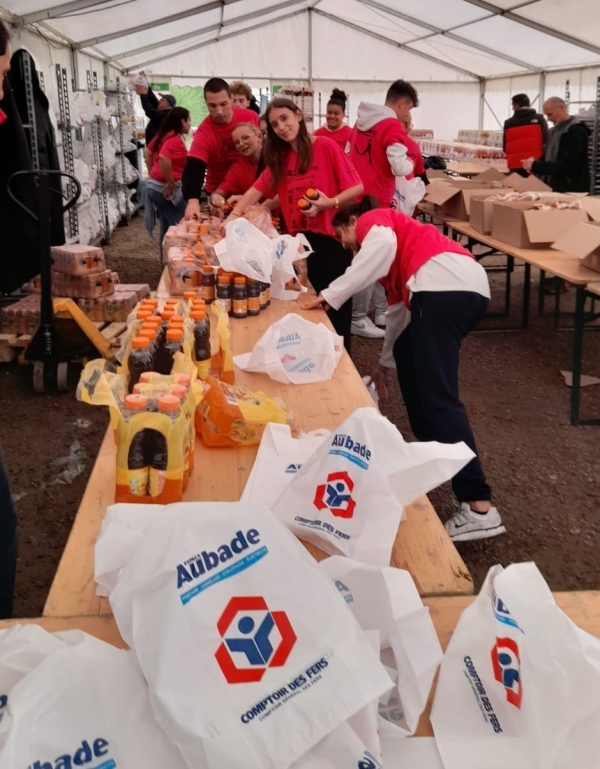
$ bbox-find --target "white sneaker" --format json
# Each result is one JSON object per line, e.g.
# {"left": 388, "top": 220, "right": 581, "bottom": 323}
{"left": 351, "top": 317, "right": 385, "bottom": 339}
{"left": 444, "top": 503, "right": 506, "bottom": 542}
{"left": 374, "top": 312, "right": 388, "bottom": 327}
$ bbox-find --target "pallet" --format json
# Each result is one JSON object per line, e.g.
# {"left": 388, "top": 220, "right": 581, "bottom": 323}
{"left": 0, "top": 321, "right": 127, "bottom": 363}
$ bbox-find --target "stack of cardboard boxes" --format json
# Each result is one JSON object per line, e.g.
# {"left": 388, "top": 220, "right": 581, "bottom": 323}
{"left": 424, "top": 168, "right": 600, "bottom": 271}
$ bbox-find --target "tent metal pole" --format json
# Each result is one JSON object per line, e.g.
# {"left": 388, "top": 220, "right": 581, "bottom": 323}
{"left": 308, "top": 8, "right": 313, "bottom": 87}
{"left": 21, "top": 0, "right": 116, "bottom": 24}
{"left": 312, "top": 9, "right": 479, "bottom": 80}
{"left": 111, "top": 0, "right": 308, "bottom": 60}
{"left": 538, "top": 72, "right": 546, "bottom": 107}
{"left": 128, "top": 9, "right": 307, "bottom": 71}
{"left": 357, "top": 0, "right": 538, "bottom": 72}
{"left": 460, "top": 0, "right": 600, "bottom": 56}
{"left": 75, "top": 0, "right": 245, "bottom": 49}
{"left": 479, "top": 79, "right": 485, "bottom": 130}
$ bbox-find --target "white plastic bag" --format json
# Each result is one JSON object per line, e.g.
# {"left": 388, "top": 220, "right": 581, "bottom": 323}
{"left": 241, "top": 423, "right": 331, "bottom": 508}
{"left": 270, "top": 234, "right": 311, "bottom": 300}
{"left": 392, "top": 176, "right": 426, "bottom": 216}
{"left": 234, "top": 313, "right": 343, "bottom": 385}
{"left": 216, "top": 218, "right": 274, "bottom": 283}
{"left": 321, "top": 557, "right": 443, "bottom": 737}
{"left": 0, "top": 625, "right": 83, "bottom": 748}
{"left": 272, "top": 407, "right": 474, "bottom": 565}
{"left": 431, "top": 562, "right": 600, "bottom": 769}
{"left": 381, "top": 736, "right": 444, "bottom": 768}
{"left": 100, "top": 502, "right": 393, "bottom": 769}
{"left": 0, "top": 631, "right": 187, "bottom": 769}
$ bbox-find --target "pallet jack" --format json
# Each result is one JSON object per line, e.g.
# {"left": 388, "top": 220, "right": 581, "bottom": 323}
{"left": 7, "top": 169, "right": 114, "bottom": 393}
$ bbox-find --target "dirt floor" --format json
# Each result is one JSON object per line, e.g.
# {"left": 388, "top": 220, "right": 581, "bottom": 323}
{"left": 1, "top": 214, "right": 599, "bottom": 617}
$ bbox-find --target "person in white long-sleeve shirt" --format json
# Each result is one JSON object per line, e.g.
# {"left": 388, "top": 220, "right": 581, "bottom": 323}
{"left": 301, "top": 196, "right": 505, "bottom": 543}
{"left": 348, "top": 80, "right": 418, "bottom": 339}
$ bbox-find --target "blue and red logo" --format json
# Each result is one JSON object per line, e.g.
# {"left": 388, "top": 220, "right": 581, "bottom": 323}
{"left": 313, "top": 471, "right": 356, "bottom": 518}
{"left": 215, "top": 596, "right": 297, "bottom": 684}
{"left": 491, "top": 637, "right": 522, "bottom": 709}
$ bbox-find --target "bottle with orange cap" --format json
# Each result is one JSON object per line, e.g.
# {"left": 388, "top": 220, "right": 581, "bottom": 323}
{"left": 191, "top": 308, "right": 211, "bottom": 380}
{"left": 148, "top": 393, "right": 181, "bottom": 501}
{"left": 124, "top": 393, "right": 150, "bottom": 497}
{"left": 128, "top": 336, "right": 153, "bottom": 393}
{"left": 156, "top": 327, "right": 184, "bottom": 375}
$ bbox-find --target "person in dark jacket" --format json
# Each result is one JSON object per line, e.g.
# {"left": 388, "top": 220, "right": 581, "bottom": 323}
{"left": 522, "top": 97, "right": 590, "bottom": 193}
{"left": 503, "top": 93, "right": 548, "bottom": 177}
{"left": 135, "top": 82, "right": 176, "bottom": 145}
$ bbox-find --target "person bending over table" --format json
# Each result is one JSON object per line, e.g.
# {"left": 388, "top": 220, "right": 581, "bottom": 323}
{"left": 229, "top": 98, "right": 363, "bottom": 353}
{"left": 301, "top": 196, "right": 505, "bottom": 543}
{"left": 183, "top": 78, "right": 258, "bottom": 220}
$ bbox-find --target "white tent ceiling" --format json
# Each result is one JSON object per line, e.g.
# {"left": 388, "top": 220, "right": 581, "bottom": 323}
{"left": 2, "top": 0, "right": 600, "bottom": 83}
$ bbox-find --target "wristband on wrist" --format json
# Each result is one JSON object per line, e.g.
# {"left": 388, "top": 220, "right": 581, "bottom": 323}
{"left": 333, "top": 197, "right": 340, "bottom": 209}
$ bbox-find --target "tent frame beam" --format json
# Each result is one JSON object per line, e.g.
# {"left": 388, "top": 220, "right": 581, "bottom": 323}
{"left": 128, "top": 8, "right": 307, "bottom": 71}
{"left": 460, "top": 0, "right": 600, "bottom": 57}
{"left": 111, "top": 0, "right": 308, "bottom": 60}
{"left": 357, "top": 0, "right": 539, "bottom": 72}
{"left": 74, "top": 0, "right": 245, "bottom": 49}
{"left": 21, "top": 0, "right": 117, "bottom": 24}
{"left": 313, "top": 9, "right": 480, "bottom": 81}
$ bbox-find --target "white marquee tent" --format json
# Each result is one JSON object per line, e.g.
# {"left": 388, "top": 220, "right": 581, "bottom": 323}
{"left": 2, "top": 0, "right": 600, "bottom": 137}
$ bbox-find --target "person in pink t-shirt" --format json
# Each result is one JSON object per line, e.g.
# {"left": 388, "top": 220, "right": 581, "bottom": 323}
{"left": 302, "top": 196, "right": 504, "bottom": 544}
{"left": 313, "top": 89, "right": 353, "bottom": 153}
{"left": 230, "top": 98, "right": 363, "bottom": 352}
{"left": 208, "top": 122, "right": 263, "bottom": 209}
{"left": 145, "top": 107, "right": 191, "bottom": 261}
{"left": 183, "top": 78, "right": 258, "bottom": 220}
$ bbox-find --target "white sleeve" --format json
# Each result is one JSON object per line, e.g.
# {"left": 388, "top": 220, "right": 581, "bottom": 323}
{"left": 379, "top": 302, "right": 411, "bottom": 368}
{"left": 386, "top": 143, "right": 414, "bottom": 178}
{"left": 320, "top": 226, "right": 397, "bottom": 311}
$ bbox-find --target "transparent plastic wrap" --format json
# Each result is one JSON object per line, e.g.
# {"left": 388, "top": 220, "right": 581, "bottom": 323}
{"left": 77, "top": 358, "right": 205, "bottom": 503}
{"left": 50, "top": 244, "right": 105, "bottom": 276}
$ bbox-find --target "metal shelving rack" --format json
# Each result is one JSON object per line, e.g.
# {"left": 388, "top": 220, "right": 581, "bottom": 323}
{"left": 88, "top": 70, "right": 111, "bottom": 243}
{"left": 55, "top": 64, "right": 78, "bottom": 241}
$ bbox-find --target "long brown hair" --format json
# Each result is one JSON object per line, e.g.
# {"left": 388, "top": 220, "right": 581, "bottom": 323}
{"left": 264, "top": 98, "right": 312, "bottom": 189}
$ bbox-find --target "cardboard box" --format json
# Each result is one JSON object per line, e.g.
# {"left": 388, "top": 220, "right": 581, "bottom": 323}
{"left": 470, "top": 195, "right": 497, "bottom": 235}
{"left": 504, "top": 173, "right": 552, "bottom": 193}
{"left": 552, "top": 220, "right": 600, "bottom": 272}
{"left": 472, "top": 167, "right": 507, "bottom": 183}
{"left": 491, "top": 198, "right": 589, "bottom": 249}
{"left": 425, "top": 180, "right": 497, "bottom": 220}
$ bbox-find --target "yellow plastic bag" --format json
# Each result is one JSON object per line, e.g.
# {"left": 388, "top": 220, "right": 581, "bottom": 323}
{"left": 195, "top": 376, "right": 292, "bottom": 448}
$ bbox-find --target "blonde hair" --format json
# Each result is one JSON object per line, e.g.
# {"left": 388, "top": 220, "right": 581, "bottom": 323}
{"left": 230, "top": 81, "right": 253, "bottom": 101}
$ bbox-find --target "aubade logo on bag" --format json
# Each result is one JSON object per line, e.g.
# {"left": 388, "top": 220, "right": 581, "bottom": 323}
{"left": 215, "top": 596, "right": 297, "bottom": 684}
{"left": 488, "top": 580, "right": 524, "bottom": 633}
{"left": 27, "top": 738, "right": 114, "bottom": 769}
{"left": 328, "top": 433, "right": 372, "bottom": 470}
{"left": 358, "top": 752, "right": 383, "bottom": 769}
{"left": 491, "top": 637, "right": 523, "bottom": 709}
{"left": 0, "top": 693, "right": 7, "bottom": 723}
{"left": 176, "top": 528, "right": 268, "bottom": 606}
{"left": 276, "top": 332, "right": 301, "bottom": 349}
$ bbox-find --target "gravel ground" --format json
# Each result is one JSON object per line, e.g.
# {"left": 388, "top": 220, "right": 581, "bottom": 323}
{"left": 1, "top": 214, "right": 599, "bottom": 617}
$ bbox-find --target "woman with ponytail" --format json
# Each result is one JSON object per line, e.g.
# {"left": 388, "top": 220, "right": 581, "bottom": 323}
{"left": 314, "top": 88, "right": 352, "bottom": 152}
{"left": 302, "top": 197, "right": 504, "bottom": 544}
{"left": 229, "top": 97, "right": 363, "bottom": 351}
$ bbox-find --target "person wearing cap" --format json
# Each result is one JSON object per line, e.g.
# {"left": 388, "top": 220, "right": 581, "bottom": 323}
{"left": 135, "top": 81, "right": 177, "bottom": 145}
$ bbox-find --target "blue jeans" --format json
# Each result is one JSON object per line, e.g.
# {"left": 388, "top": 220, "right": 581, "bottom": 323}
{"left": 147, "top": 186, "right": 186, "bottom": 265}
{"left": 393, "top": 290, "right": 491, "bottom": 503}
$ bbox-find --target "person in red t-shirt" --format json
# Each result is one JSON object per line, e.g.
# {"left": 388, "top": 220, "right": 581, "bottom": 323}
{"left": 301, "top": 196, "right": 504, "bottom": 544}
{"left": 349, "top": 79, "right": 418, "bottom": 340}
{"left": 230, "top": 98, "right": 363, "bottom": 352}
{"left": 313, "top": 89, "right": 353, "bottom": 153}
{"left": 145, "top": 107, "right": 191, "bottom": 260}
{"left": 183, "top": 78, "right": 258, "bottom": 220}
{"left": 209, "top": 122, "right": 263, "bottom": 209}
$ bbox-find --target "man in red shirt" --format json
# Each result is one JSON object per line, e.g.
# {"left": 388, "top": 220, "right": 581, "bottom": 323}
{"left": 183, "top": 78, "right": 258, "bottom": 220}
{"left": 349, "top": 79, "right": 418, "bottom": 338}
